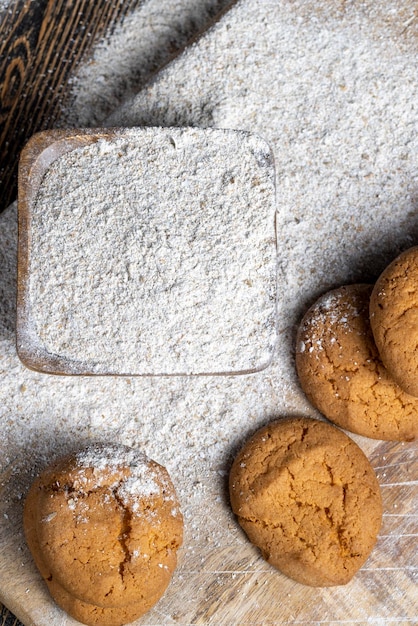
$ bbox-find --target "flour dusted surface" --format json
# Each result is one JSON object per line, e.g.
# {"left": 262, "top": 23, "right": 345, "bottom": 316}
{"left": 24, "top": 127, "right": 276, "bottom": 375}
{"left": 1, "top": 0, "right": 418, "bottom": 624}
{"left": 109, "top": 0, "right": 418, "bottom": 327}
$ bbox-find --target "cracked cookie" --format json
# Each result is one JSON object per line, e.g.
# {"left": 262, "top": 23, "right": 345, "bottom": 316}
{"left": 370, "top": 246, "right": 418, "bottom": 398}
{"left": 23, "top": 443, "right": 183, "bottom": 626}
{"left": 295, "top": 284, "right": 417, "bottom": 441}
{"left": 229, "top": 417, "right": 382, "bottom": 586}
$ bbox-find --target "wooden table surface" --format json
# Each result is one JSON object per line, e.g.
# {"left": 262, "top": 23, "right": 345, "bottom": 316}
{"left": 0, "top": 0, "right": 145, "bottom": 214}
{"left": 0, "top": 605, "right": 21, "bottom": 626}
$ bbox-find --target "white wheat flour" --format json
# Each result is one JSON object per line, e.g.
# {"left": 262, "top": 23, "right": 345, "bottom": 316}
{"left": 1, "top": 0, "right": 417, "bottom": 624}
{"left": 21, "top": 128, "right": 276, "bottom": 375}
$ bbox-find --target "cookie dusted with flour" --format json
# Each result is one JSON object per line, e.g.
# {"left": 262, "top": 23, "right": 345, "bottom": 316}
{"left": 24, "top": 444, "right": 183, "bottom": 626}
{"left": 229, "top": 418, "right": 382, "bottom": 587}
{"left": 296, "top": 284, "right": 417, "bottom": 441}
{"left": 370, "top": 246, "right": 418, "bottom": 397}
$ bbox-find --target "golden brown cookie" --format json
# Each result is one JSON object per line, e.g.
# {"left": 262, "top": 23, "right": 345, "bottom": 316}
{"left": 229, "top": 417, "right": 382, "bottom": 587}
{"left": 295, "top": 284, "right": 417, "bottom": 441}
{"left": 24, "top": 444, "right": 183, "bottom": 626}
{"left": 370, "top": 246, "right": 418, "bottom": 397}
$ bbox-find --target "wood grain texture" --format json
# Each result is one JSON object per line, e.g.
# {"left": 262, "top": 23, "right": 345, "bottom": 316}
{"left": 0, "top": 0, "right": 143, "bottom": 213}
{"left": 0, "top": 607, "right": 21, "bottom": 626}
{"left": 0, "top": 604, "right": 22, "bottom": 626}
{"left": 0, "top": 439, "right": 416, "bottom": 625}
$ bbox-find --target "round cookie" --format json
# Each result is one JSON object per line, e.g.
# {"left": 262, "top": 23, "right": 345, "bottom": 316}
{"left": 370, "top": 246, "right": 418, "bottom": 397}
{"left": 295, "top": 284, "right": 417, "bottom": 441}
{"left": 24, "top": 443, "right": 183, "bottom": 626}
{"left": 229, "top": 417, "right": 382, "bottom": 587}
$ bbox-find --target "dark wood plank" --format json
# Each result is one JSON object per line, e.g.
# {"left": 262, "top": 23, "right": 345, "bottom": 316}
{"left": 0, "top": 603, "right": 22, "bottom": 626}
{"left": 0, "top": 0, "right": 143, "bottom": 213}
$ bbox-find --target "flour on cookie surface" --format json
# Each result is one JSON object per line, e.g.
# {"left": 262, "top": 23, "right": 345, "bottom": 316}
{"left": 23, "top": 443, "right": 183, "bottom": 625}
{"left": 296, "top": 285, "right": 418, "bottom": 442}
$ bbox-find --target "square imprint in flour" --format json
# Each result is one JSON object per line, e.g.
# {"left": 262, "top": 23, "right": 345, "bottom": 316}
{"left": 17, "top": 127, "right": 277, "bottom": 375}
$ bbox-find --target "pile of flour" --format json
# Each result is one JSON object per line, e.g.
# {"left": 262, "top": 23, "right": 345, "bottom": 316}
{"left": 1, "top": 0, "right": 417, "bottom": 623}
{"left": 23, "top": 128, "right": 276, "bottom": 375}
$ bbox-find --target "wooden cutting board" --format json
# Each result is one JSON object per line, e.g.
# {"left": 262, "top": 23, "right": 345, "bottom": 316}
{"left": 0, "top": 437, "right": 417, "bottom": 625}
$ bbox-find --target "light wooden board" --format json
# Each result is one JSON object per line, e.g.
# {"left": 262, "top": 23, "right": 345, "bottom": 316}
{"left": 0, "top": 436, "right": 417, "bottom": 624}
{"left": 1, "top": 0, "right": 418, "bottom": 624}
